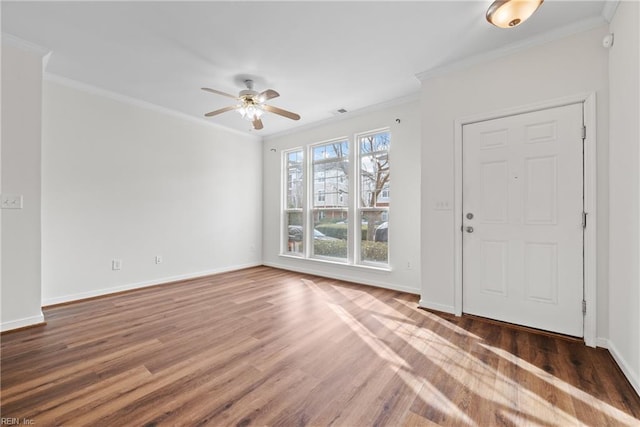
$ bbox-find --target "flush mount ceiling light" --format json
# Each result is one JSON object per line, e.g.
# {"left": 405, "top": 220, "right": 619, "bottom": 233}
{"left": 486, "top": 0, "right": 544, "bottom": 28}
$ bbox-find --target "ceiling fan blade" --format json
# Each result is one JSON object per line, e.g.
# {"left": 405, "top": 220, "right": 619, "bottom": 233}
{"left": 201, "top": 87, "right": 238, "bottom": 99}
{"left": 262, "top": 104, "right": 301, "bottom": 121}
{"left": 204, "top": 105, "right": 238, "bottom": 117}
{"left": 252, "top": 118, "right": 264, "bottom": 130}
{"left": 258, "top": 89, "right": 280, "bottom": 102}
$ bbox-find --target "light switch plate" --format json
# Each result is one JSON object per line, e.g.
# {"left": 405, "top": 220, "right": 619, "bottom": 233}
{"left": 434, "top": 200, "right": 452, "bottom": 211}
{"left": 1, "top": 194, "right": 23, "bottom": 209}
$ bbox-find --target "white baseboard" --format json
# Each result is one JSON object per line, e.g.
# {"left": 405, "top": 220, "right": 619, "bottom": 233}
{"left": 41, "top": 262, "right": 262, "bottom": 306}
{"left": 599, "top": 338, "right": 640, "bottom": 397}
{"left": 418, "top": 299, "right": 456, "bottom": 315}
{"left": 263, "top": 261, "right": 421, "bottom": 295}
{"left": 1, "top": 312, "right": 46, "bottom": 332}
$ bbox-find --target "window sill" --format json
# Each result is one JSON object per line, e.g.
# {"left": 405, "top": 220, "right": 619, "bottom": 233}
{"left": 278, "top": 253, "right": 392, "bottom": 272}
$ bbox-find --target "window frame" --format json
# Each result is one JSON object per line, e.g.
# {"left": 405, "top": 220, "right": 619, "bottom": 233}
{"left": 282, "top": 148, "right": 305, "bottom": 257}
{"left": 355, "top": 128, "right": 390, "bottom": 267}
{"left": 309, "top": 137, "right": 351, "bottom": 262}
{"left": 280, "top": 129, "right": 391, "bottom": 269}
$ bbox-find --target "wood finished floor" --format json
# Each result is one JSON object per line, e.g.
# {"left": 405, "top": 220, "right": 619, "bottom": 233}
{"left": 1, "top": 266, "right": 639, "bottom": 426}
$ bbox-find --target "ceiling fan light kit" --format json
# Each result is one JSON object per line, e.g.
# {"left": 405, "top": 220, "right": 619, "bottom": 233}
{"left": 486, "top": 0, "right": 544, "bottom": 28}
{"left": 202, "top": 79, "right": 300, "bottom": 131}
{"left": 237, "top": 100, "right": 264, "bottom": 121}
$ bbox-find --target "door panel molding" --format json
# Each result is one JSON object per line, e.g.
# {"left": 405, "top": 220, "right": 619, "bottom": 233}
{"left": 454, "top": 92, "right": 597, "bottom": 347}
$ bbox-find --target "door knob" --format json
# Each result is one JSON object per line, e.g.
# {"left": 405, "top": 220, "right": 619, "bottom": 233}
{"left": 466, "top": 226, "right": 474, "bottom": 233}
{"left": 466, "top": 213, "right": 474, "bottom": 220}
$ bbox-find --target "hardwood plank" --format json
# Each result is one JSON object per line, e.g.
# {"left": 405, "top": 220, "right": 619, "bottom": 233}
{"left": 1, "top": 266, "right": 639, "bottom": 426}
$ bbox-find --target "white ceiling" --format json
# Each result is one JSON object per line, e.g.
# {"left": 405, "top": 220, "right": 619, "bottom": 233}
{"left": 2, "top": 1, "right": 610, "bottom": 136}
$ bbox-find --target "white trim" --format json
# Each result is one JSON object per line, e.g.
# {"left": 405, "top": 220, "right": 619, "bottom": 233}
{"left": 264, "top": 261, "right": 419, "bottom": 295}
{"left": 453, "top": 92, "right": 598, "bottom": 347}
{"left": 417, "top": 17, "right": 606, "bottom": 82}
{"left": 418, "top": 300, "right": 455, "bottom": 315}
{"left": 582, "top": 93, "right": 598, "bottom": 348}
{"left": 41, "top": 262, "right": 261, "bottom": 306}
{"left": 1, "top": 33, "right": 50, "bottom": 57}
{"left": 1, "top": 312, "right": 45, "bottom": 333}
{"left": 605, "top": 338, "right": 640, "bottom": 397}
{"left": 279, "top": 253, "right": 391, "bottom": 272}
{"left": 454, "top": 118, "right": 464, "bottom": 317}
{"left": 601, "top": 0, "right": 620, "bottom": 22}
{"left": 43, "top": 73, "right": 261, "bottom": 142}
{"left": 42, "top": 51, "right": 52, "bottom": 73}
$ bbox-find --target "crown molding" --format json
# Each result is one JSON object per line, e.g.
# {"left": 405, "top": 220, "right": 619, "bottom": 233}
{"left": 416, "top": 16, "right": 607, "bottom": 82}
{"left": 601, "top": 0, "right": 619, "bottom": 22}
{"left": 264, "top": 92, "right": 420, "bottom": 141}
{"left": 1, "top": 33, "right": 50, "bottom": 57}
{"left": 43, "top": 73, "right": 261, "bottom": 142}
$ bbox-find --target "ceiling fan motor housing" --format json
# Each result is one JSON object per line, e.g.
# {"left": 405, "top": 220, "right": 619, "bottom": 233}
{"left": 240, "top": 79, "right": 259, "bottom": 99}
{"left": 239, "top": 89, "right": 259, "bottom": 99}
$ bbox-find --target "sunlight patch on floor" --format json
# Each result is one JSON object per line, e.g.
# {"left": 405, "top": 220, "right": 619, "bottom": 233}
{"left": 397, "top": 368, "right": 479, "bottom": 426}
{"left": 394, "top": 298, "right": 482, "bottom": 340}
{"left": 481, "top": 343, "right": 640, "bottom": 426}
{"left": 422, "top": 336, "right": 590, "bottom": 426}
{"left": 327, "top": 302, "right": 411, "bottom": 369}
{"left": 327, "top": 300, "right": 477, "bottom": 426}
{"left": 297, "top": 278, "right": 638, "bottom": 426}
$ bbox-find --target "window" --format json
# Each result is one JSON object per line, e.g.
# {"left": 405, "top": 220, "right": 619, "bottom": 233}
{"left": 284, "top": 150, "right": 304, "bottom": 255}
{"left": 312, "top": 140, "right": 349, "bottom": 260}
{"left": 358, "top": 131, "right": 390, "bottom": 264}
{"left": 282, "top": 130, "right": 390, "bottom": 267}
{"left": 380, "top": 187, "right": 390, "bottom": 200}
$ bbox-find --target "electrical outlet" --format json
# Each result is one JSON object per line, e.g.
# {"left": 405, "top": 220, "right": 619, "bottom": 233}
{"left": 112, "top": 259, "right": 122, "bottom": 270}
{"left": 155, "top": 255, "right": 163, "bottom": 264}
{"left": 406, "top": 261, "right": 412, "bottom": 270}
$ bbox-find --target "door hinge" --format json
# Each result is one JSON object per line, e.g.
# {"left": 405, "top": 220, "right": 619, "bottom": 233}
{"left": 582, "top": 212, "right": 587, "bottom": 229}
{"left": 582, "top": 300, "right": 587, "bottom": 314}
{"left": 581, "top": 125, "right": 587, "bottom": 140}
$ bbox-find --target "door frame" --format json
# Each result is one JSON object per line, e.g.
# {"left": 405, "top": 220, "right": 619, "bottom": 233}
{"left": 453, "top": 93, "right": 597, "bottom": 347}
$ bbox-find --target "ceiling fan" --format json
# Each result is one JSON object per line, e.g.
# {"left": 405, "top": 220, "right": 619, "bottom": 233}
{"left": 202, "top": 79, "right": 300, "bottom": 130}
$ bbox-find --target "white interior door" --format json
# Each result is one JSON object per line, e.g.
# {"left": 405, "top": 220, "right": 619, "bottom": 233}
{"left": 462, "top": 103, "right": 584, "bottom": 337}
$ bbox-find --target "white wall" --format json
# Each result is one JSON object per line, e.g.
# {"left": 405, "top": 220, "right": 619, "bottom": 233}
{"left": 41, "top": 79, "right": 263, "bottom": 304}
{"left": 419, "top": 27, "right": 610, "bottom": 333}
{"left": 1, "top": 39, "right": 47, "bottom": 330}
{"left": 262, "top": 100, "right": 421, "bottom": 294}
{"left": 608, "top": 0, "right": 640, "bottom": 394}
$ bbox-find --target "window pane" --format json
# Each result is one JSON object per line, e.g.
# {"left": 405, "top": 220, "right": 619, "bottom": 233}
{"left": 359, "top": 131, "right": 389, "bottom": 264}
{"left": 286, "top": 211, "right": 304, "bottom": 255}
{"left": 360, "top": 210, "right": 388, "bottom": 263}
{"left": 313, "top": 209, "right": 348, "bottom": 260}
{"left": 313, "top": 141, "right": 349, "bottom": 209}
{"left": 284, "top": 149, "right": 304, "bottom": 255}
{"left": 359, "top": 132, "right": 390, "bottom": 208}
{"left": 312, "top": 140, "right": 349, "bottom": 260}
{"left": 286, "top": 150, "right": 303, "bottom": 209}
